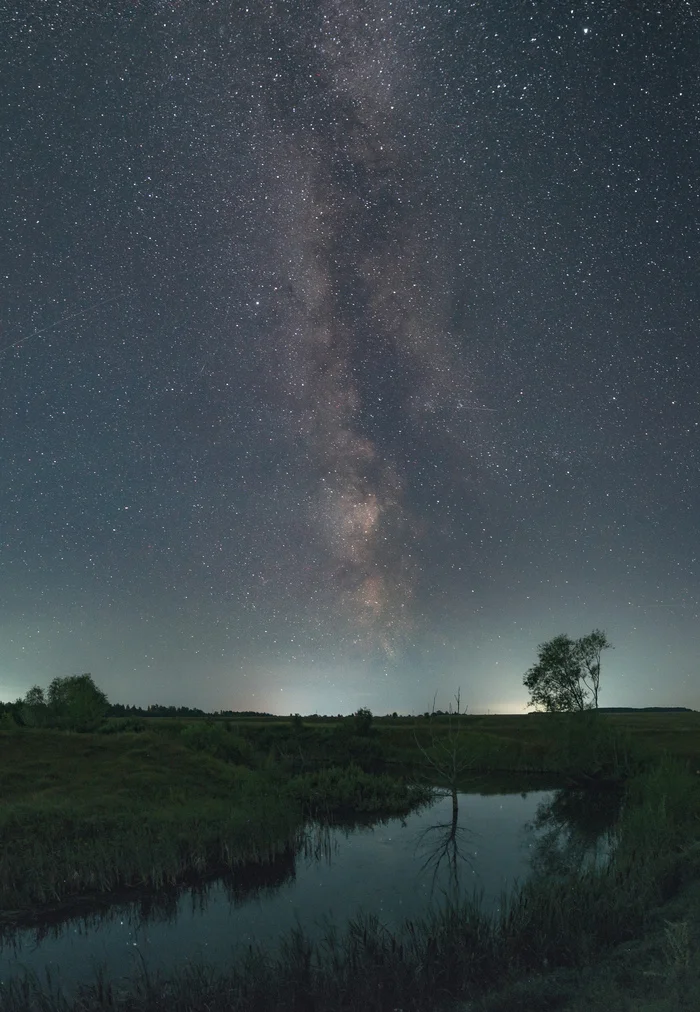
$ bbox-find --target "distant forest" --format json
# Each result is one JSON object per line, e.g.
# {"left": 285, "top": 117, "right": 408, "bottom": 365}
{"left": 1, "top": 700, "right": 696, "bottom": 722}
{"left": 108, "top": 704, "right": 696, "bottom": 718}
{"left": 528, "top": 706, "right": 695, "bottom": 714}
{"left": 106, "top": 704, "right": 275, "bottom": 718}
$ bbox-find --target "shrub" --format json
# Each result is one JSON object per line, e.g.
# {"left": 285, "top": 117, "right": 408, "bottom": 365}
{"left": 97, "top": 718, "right": 147, "bottom": 734}
{"left": 287, "top": 764, "right": 433, "bottom": 816}
{"left": 179, "top": 722, "right": 253, "bottom": 766}
{"left": 352, "top": 707, "right": 374, "bottom": 736}
{"left": 0, "top": 711, "right": 18, "bottom": 731}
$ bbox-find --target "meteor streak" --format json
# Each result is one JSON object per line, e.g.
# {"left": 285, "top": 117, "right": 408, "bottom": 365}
{"left": 0, "top": 292, "right": 128, "bottom": 357}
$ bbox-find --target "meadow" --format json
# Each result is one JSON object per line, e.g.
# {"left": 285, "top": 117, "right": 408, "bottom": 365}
{"left": 0, "top": 720, "right": 431, "bottom": 916}
{"left": 0, "top": 708, "right": 698, "bottom": 1010}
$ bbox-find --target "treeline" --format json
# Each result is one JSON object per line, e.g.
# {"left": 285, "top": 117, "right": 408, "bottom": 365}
{"left": 601, "top": 706, "right": 696, "bottom": 713}
{"left": 0, "top": 674, "right": 109, "bottom": 732}
{"left": 107, "top": 703, "right": 274, "bottom": 719}
{"left": 0, "top": 692, "right": 276, "bottom": 727}
{"left": 528, "top": 706, "right": 695, "bottom": 714}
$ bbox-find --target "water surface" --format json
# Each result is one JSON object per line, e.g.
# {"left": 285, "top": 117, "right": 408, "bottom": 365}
{"left": 0, "top": 779, "right": 620, "bottom": 995}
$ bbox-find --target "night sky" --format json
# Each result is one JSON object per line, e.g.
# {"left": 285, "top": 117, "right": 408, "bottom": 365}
{"left": 2, "top": 1, "right": 698, "bottom": 716}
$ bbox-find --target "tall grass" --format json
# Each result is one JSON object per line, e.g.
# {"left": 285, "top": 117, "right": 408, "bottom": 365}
{"left": 1, "top": 755, "right": 698, "bottom": 1011}
{"left": 0, "top": 799, "right": 302, "bottom": 912}
{"left": 287, "top": 764, "right": 434, "bottom": 817}
{"left": 382, "top": 710, "right": 647, "bottom": 784}
{"left": 0, "top": 730, "right": 433, "bottom": 916}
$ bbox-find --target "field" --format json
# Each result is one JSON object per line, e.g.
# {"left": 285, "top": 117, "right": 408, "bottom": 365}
{"left": 194, "top": 708, "right": 700, "bottom": 761}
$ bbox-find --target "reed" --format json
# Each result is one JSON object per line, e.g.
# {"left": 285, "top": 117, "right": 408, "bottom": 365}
{"left": 288, "top": 763, "right": 434, "bottom": 817}
{"left": 0, "top": 730, "right": 304, "bottom": 913}
{"left": 0, "top": 730, "right": 434, "bottom": 916}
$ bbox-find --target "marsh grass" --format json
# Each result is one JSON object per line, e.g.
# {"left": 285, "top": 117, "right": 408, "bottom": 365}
{"left": 287, "top": 763, "right": 434, "bottom": 817}
{"left": 382, "top": 719, "right": 638, "bottom": 783}
{"left": 2, "top": 755, "right": 698, "bottom": 1011}
{"left": 0, "top": 800, "right": 302, "bottom": 911}
{"left": 381, "top": 710, "right": 700, "bottom": 780}
{"left": 0, "top": 730, "right": 433, "bottom": 916}
{"left": 0, "top": 730, "right": 303, "bottom": 913}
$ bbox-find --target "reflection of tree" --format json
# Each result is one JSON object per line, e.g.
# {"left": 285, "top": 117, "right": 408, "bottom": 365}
{"left": 524, "top": 784, "right": 624, "bottom": 881}
{"left": 415, "top": 787, "right": 477, "bottom": 896}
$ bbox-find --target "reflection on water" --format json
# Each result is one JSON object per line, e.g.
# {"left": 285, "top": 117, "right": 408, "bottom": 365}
{"left": 416, "top": 787, "right": 477, "bottom": 894}
{"left": 0, "top": 779, "right": 622, "bottom": 995}
{"left": 524, "top": 783, "right": 624, "bottom": 881}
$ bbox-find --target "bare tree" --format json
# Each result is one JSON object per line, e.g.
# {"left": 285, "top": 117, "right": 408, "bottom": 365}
{"left": 576, "top": 630, "right": 612, "bottom": 710}
{"left": 412, "top": 689, "right": 479, "bottom": 892}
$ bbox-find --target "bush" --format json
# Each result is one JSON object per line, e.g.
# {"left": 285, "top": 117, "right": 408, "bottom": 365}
{"left": 179, "top": 722, "right": 253, "bottom": 766}
{"left": 0, "top": 711, "right": 18, "bottom": 731}
{"left": 545, "top": 710, "right": 639, "bottom": 778}
{"left": 287, "top": 764, "right": 433, "bottom": 816}
{"left": 352, "top": 707, "right": 374, "bottom": 736}
{"left": 97, "top": 718, "right": 147, "bottom": 734}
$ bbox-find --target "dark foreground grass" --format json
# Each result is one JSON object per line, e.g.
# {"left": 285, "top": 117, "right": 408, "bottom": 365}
{"left": 2, "top": 755, "right": 698, "bottom": 1012}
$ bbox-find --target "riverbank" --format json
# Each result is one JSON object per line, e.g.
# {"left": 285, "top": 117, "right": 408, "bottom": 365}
{"left": 2, "top": 707, "right": 695, "bottom": 919}
{"left": 1, "top": 753, "right": 697, "bottom": 1011}
{"left": 458, "top": 841, "right": 700, "bottom": 1011}
{"left": 0, "top": 729, "right": 430, "bottom": 918}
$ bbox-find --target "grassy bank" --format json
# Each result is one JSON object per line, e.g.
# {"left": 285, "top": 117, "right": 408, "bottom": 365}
{"left": 0, "top": 729, "right": 429, "bottom": 917}
{"left": 0, "top": 730, "right": 303, "bottom": 915}
{"left": 1, "top": 754, "right": 698, "bottom": 1011}
{"left": 2, "top": 708, "right": 696, "bottom": 917}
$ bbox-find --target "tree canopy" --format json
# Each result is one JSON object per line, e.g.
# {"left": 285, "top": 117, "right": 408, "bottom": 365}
{"left": 22, "top": 673, "right": 109, "bottom": 731}
{"left": 523, "top": 630, "right": 612, "bottom": 712}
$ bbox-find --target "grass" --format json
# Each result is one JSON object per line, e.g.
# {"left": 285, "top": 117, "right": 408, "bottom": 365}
{"left": 2, "top": 709, "right": 696, "bottom": 918}
{"left": 0, "top": 728, "right": 433, "bottom": 918}
{"left": 1, "top": 710, "right": 698, "bottom": 1010}
{"left": 287, "top": 763, "right": 434, "bottom": 816}
{"left": 0, "top": 730, "right": 304, "bottom": 915}
{"left": 1, "top": 750, "right": 698, "bottom": 1011}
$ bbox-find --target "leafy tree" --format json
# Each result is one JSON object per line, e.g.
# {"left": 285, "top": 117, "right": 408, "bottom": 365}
{"left": 352, "top": 707, "right": 373, "bottom": 736}
{"left": 576, "top": 629, "right": 611, "bottom": 710}
{"left": 47, "top": 673, "right": 109, "bottom": 731}
{"left": 21, "top": 684, "right": 51, "bottom": 727}
{"left": 523, "top": 631, "right": 612, "bottom": 712}
{"left": 24, "top": 685, "right": 46, "bottom": 706}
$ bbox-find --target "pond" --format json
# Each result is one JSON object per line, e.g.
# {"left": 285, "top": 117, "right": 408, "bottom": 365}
{"left": 0, "top": 777, "right": 622, "bottom": 997}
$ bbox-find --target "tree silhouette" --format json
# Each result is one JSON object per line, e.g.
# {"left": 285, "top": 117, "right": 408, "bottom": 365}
{"left": 523, "top": 631, "right": 612, "bottom": 712}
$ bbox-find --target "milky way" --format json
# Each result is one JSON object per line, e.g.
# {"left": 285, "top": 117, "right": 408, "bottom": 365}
{"left": 1, "top": 2, "right": 698, "bottom": 713}
{"left": 255, "top": 1, "right": 488, "bottom": 658}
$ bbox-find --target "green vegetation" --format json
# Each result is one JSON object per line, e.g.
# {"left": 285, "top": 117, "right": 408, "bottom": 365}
{"left": 3, "top": 702, "right": 694, "bottom": 920}
{"left": 1, "top": 670, "right": 699, "bottom": 1011}
{"left": 20, "top": 674, "right": 109, "bottom": 731}
{"left": 0, "top": 718, "right": 432, "bottom": 917}
{"left": 0, "top": 731, "right": 302, "bottom": 914}
{"left": 523, "top": 629, "right": 612, "bottom": 712}
{"left": 287, "top": 763, "right": 433, "bottom": 817}
{"left": 1, "top": 754, "right": 697, "bottom": 1012}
